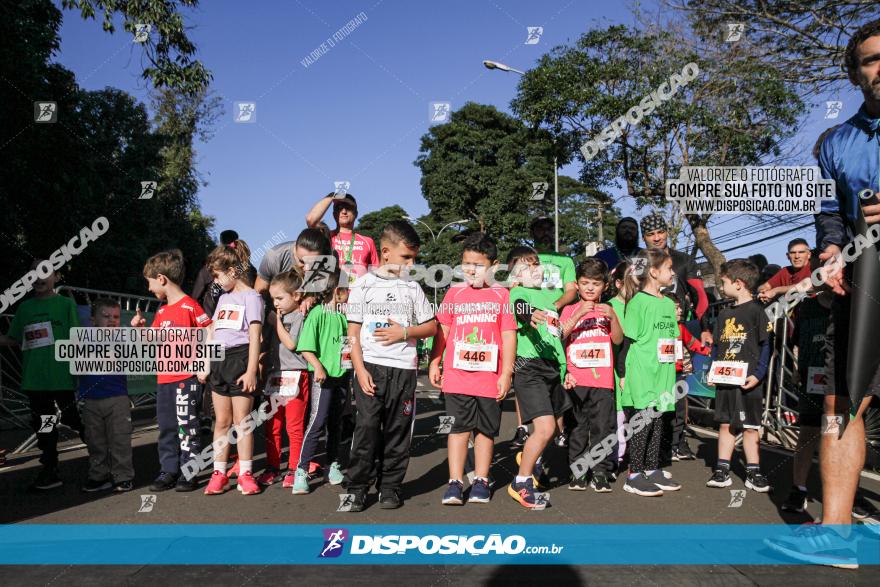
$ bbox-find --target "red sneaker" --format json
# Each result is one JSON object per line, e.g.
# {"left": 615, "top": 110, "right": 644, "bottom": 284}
{"left": 308, "top": 461, "right": 322, "bottom": 476}
{"left": 256, "top": 468, "right": 279, "bottom": 487}
{"left": 204, "top": 471, "right": 230, "bottom": 495}
{"left": 281, "top": 471, "right": 296, "bottom": 488}
{"left": 237, "top": 471, "right": 261, "bottom": 495}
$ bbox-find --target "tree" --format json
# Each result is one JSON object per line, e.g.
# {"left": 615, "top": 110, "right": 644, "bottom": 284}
{"left": 355, "top": 204, "right": 410, "bottom": 246}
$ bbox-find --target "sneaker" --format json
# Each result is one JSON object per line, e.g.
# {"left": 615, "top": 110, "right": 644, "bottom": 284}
{"left": 706, "top": 468, "right": 732, "bottom": 488}
{"left": 623, "top": 473, "right": 664, "bottom": 497}
{"left": 204, "top": 471, "right": 230, "bottom": 495}
{"left": 646, "top": 469, "right": 681, "bottom": 491}
{"left": 442, "top": 480, "right": 464, "bottom": 505}
{"left": 81, "top": 477, "right": 112, "bottom": 493}
{"left": 29, "top": 467, "right": 62, "bottom": 491}
{"left": 236, "top": 471, "right": 261, "bottom": 495}
{"left": 346, "top": 490, "right": 366, "bottom": 513}
{"left": 555, "top": 432, "right": 568, "bottom": 448}
{"left": 281, "top": 471, "right": 296, "bottom": 488}
{"left": 149, "top": 471, "right": 178, "bottom": 492}
{"left": 511, "top": 426, "right": 529, "bottom": 448}
{"left": 379, "top": 489, "right": 402, "bottom": 509}
{"left": 328, "top": 462, "right": 344, "bottom": 486}
{"left": 291, "top": 468, "right": 310, "bottom": 495}
{"left": 568, "top": 474, "right": 588, "bottom": 491}
{"left": 113, "top": 480, "right": 133, "bottom": 492}
{"left": 764, "top": 523, "right": 858, "bottom": 569}
{"left": 852, "top": 493, "right": 878, "bottom": 520}
{"left": 174, "top": 475, "right": 199, "bottom": 492}
{"left": 782, "top": 487, "right": 809, "bottom": 513}
{"left": 745, "top": 470, "right": 770, "bottom": 493}
{"left": 671, "top": 450, "right": 681, "bottom": 462}
{"left": 469, "top": 478, "right": 491, "bottom": 504}
{"left": 591, "top": 472, "right": 613, "bottom": 493}
{"left": 256, "top": 468, "right": 280, "bottom": 487}
{"left": 677, "top": 443, "right": 696, "bottom": 460}
{"left": 508, "top": 477, "right": 539, "bottom": 508}
{"left": 515, "top": 451, "right": 543, "bottom": 489}
{"left": 227, "top": 458, "right": 240, "bottom": 479}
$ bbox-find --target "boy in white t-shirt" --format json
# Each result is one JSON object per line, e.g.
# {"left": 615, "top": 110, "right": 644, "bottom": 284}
{"left": 344, "top": 221, "right": 437, "bottom": 511}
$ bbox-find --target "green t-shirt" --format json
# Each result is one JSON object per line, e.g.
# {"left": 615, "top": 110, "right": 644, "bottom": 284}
{"left": 608, "top": 296, "right": 625, "bottom": 411}
{"left": 510, "top": 286, "right": 566, "bottom": 377}
{"left": 7, "top": 295, "right": 80, "bottom": 391}
{"left": 537, "top": 251, "right": 576, "bottom": 303}
{"left": 622, "top": 291, "right": 677, "bottom": 411}
{"left": 296, "top": 303, "right": 349, "bottom": 378}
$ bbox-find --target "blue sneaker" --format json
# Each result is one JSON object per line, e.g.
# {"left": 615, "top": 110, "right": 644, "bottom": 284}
{"left": 507, "top": 477, "right": 538, "bottom": 508}
{"left": 515, "top": 451, "right": 543, "bottom": 489}
{"left": 469, "top": 478, "right": 491, "bottom": 504}
{"left": 442, "top": 480, "right": 464, "bottom": 505}
{"left": 291, "top": 468, "right": 310, "bottom": 495}
{"left": 764, "top": 523, "right": 859, "bottom": 569}
{"left": 328, "top": 462, "right": 344, "bottom": 486}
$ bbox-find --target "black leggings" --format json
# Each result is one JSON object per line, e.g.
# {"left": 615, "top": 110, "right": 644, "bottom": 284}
{"left": 629, "top": 415, "right": 662, "bottom": 473}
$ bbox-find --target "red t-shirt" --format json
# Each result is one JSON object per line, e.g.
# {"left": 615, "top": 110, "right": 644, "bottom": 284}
{"left": 767, "top": 265, "right": 811, "bottom": 289}
{"left": 560, "top": 303, "right": 615, "bottom": 390}
{"left": 435, "top": 284, "right": 517, "bottom": 398}
{"left": 150, "top": 295, "right": 212, "bottom": 384}
{"left": 331, "top": 230, "right": 378, "bottom": 282}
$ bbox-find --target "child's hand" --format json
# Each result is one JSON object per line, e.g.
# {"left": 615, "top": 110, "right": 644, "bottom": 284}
{"left": 131, "top": 308, "right": 146, "bottom": 327}
{"left": 700, "top": 331, "right": 714, "bottom": 347}
{"left": 496, "top": 371, "right": 512, "bottom": 401}
{"left": 236, "top": 371, "right": 257, "bottom": 393}
{"left": 741, "top": 375, "right": 760, "bottom": 390}
{"left": 429, "top": 361, "right": 443, "bottom": 388}
{"left": 595, "top": 303, "right": 612, "bottom": 317}
{"left": 299, "top": 297, "right": 316, "bottom": 315}
{"left": 356, "top": 367, "right": 376, "bottom": 396}
{"left": 374, "top": 319, "right": 406, "bottom": 345}
{"left": 576, "top": 301, "right": 595, "bottom": 317}
{"left": 619, "top": 377, "right": 625, "bottom": 392}
{"left": 313, "top": 365, "right": 327, "bottom": 384}
{"left": 563, "top": 372, "right": 577, "bottom": 389}
{"left": 197, "top": 372, "right": 208, "bottom": 384}
{"left": 530, "top": 309, "right": 548, "bottom": 328}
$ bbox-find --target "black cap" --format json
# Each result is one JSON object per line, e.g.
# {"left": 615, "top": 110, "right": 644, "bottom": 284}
{"left": 330, "top": 193, "right": 358, "bottom": 210}
{"left": 219, "top": 230, "right": 239, "bottom": 245}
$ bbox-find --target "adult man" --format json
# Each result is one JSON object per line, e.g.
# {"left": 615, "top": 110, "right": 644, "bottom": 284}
{"left": 305, "top": 193, "right": 378, "bottom": 285}
{"left": 595, "top": 217, "right": 642, "bottom": 271}
{"left": 756, "top": 239, "right": 812, "bottom": 303}
{"left": 766, "top": 20, "right": 880, "bottom": 569}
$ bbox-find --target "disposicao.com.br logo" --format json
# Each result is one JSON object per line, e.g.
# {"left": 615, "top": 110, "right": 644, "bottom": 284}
{"left": 319, "top": 528, "right": 564, "bottom": 557}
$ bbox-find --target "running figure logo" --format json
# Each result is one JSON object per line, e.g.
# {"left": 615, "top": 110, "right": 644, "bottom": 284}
{"left": 301, "top": 255, "right": 337, "bottom": 292}
{"left": 725, "top": 23, "right": 744, "bottom": 42}
{"left": 430, "top": 102, "right": 451, "bottom": 123}
{"left": 140, "top": 181, "right": 157, "bottom": 200}
{"left": 825, "top": 101, "right": 843, "bottom": 119}
{"left": 38, "top": 414, "right": 58, "bottom": 433}
{"left": 525, "top": 27, "right": 543, "bottom": 45}
{"left": 531, "top": 182, "right": 548, "bottom": 200}
{"left": 334, "top": 181, "right": 350, "bottom": 198}
{"left": 728, "top": 489, "right": 746, "bottom": 508}
{"left": 34, "top": 102, "right": 57, "bottom": 123}
{"left": 234, "top": 102, "right": 256, "bottom": 123}
{"left": 138, "top": 494, "right": 156, "bottom": 513}
{"left": 319, "top": 528, "right": 348, "bottom": 557}
{"left": 133, "top": 23, "right": 152, "bottom": 43}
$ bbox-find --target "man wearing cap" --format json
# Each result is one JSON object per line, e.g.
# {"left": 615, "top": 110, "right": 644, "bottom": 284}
{"left": 595, "top": 217, "right": 642, "bottom": 271}
{"left": 305, "top": 192, "right": 379, "bottom": 285}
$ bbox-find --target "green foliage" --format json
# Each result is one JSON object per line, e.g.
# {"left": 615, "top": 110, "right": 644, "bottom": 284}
{"left": 355, "top": 204, "right": 410, "bottom": 247}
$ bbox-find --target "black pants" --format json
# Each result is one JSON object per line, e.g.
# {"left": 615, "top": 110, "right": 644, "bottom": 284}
{"left": 345, "top": 363, "right": 417, "bottom": 493}
{"left": 26, "top": 389, "right": 84, "bottom": 467}
{"left": 661, "top": 391, "right": 687, "bottom": 464}
{"left": 156, "top": 377, "right": 203, "bottom": 475}
{"left": 629, "top": 414, "right": 663, "bottom": 474}
{"left": 298, "top": 373, "right": 351, "bottom": 470}
{"left": 568, "top": 386, "right": 616, "bottom": 473}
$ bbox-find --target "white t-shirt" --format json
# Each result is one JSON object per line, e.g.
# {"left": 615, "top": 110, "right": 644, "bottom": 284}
{"left": 346, "top": 270, "right": 435, "bottom": 370}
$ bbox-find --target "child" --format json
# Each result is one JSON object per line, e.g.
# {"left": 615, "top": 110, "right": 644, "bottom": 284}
{"left": 79, "top": 298, "right": 134, "bottom": 493}
{"left": 344, "top": 220, "right": 437, "bottom": 512}
{"left": 608, "top": 261, "right": 633, "bottom": 470}
{"left": 131, "top": 249, "right": 211, "bottom": 492}
{"left": 295, "top": 270, "right": 354, "bottom": 494}
{"left": 705, "top": 259, "right": 771, "bottom": 493}
{"left": 256, "top": 271, "right": 312, "bottom": 488}
{"left": 430, "top": 233, "right": 517, "bottom": 505}
{"left": 560, "top": 258, "right": 623, "bottom": 492}
{"left": 507, "top": 246, "right": 570, "bottom": 508}
{"left": 618, "top": 249, "right": 682, "bottom": 497}
{"left": 0, "top": 261, "right": 83, "bottom": 490}
{"left": 201, "top": 240, "right": 265, "bottom": 496}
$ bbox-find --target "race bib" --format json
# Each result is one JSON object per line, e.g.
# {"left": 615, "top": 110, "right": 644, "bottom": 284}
{"left": 22, "top": 321, "right": 54, "bottom": 351}
{"left": 214, "top": 304, "right": 245, "bottom": 330}
{"left": 363, "top": 320, "right": 391, "bottom": 345}
{"left": 707, "top": 361, "right": 748, "bottom": 386}
{"left": 569, "top": 342, "right": 611, "bottom": 368}
{"left": 340, "top": 337, "right": 353, "bottom": 370}
{"left": 657, "top": 338, "right": 676, "bottom": 363}
{"left": 806, "top": 366, "right": 828, "bottom": 395}
{"left": 675, "top": 339, "right": 684, "bottom": 361}
{"left": 264, "top": 370, "right": 302, "bottom": 397}
{"left": 545, "top": 310, "right": 560, "bottom": 337}
{"left": 452, "top": 342, "right": 499, "bottom": 372}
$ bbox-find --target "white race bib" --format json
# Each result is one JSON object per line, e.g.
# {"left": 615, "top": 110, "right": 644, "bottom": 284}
{"left": 568, "top": 342, "right": 611, "bottom": 368}
{"left": 657, "top": 338, "right": 676, "bottom": 363}
{"left": 707, "top": 361, "right": 749, "bottom": 386}
{"left": 264, "top": 370, "right": 302, "bottom": 397}
{"left": 340, "top": 337, "right": 353, "bottom": 370}
{"left": 363, "top": 320, "right": 391, "bottom": 345}
{"left": 675, "top": 339, "right": 684, "bottom": 361}
{"left": 545, "top": 310, "right": 560, "bottom": 337}
{"left": 806, "top": 366, "right": 828, "bottom": 395}
{"left": 452, "top": 342, "right": 499, "bottom": 372}
{"left": 215, "top": 304, "right": 245, "bottom": 330}
{"left": 22, "top": 321, "right": 54, "bottom": 351}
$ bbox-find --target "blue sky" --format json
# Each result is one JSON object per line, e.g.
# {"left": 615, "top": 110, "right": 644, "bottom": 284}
{"left": 53, "top": 0, "right": 862, "bottom": 266}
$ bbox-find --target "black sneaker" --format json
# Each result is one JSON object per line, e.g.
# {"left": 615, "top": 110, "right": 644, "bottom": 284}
{"left": 623, "top": 473, "right": 663, "bottom": 497}
{"left": 174, "top": 475, "right": 199, "bottom": 492}
{"left": 591, "top": 472, "right": 613, "bottom": 493}
{"left": 30, "top": 466, "right": 62, "bottom": 491}
{"left": 646, "top": 469, "right": 681, "bottom": 491}
{"left": 568, "top": 473, "right": 587, "bottom": 491}
{"left": 676, "top": 443, "right": 696, "bottom": 460}
{"left": 81, "top": 477, "right": 113, "bottom": 493}
{"left": 781, "top": 486, "right": 809, "bottom": 513}
{"left": 706, "top": 468, "right": 732, "bottom": 488}
{"left": 379, "top": 489, "right": 403, "bottom": 509}
{"left": 150, "top": 471, "right": 179, "bottom": 492}
{"left": 745, "top": 470, "right": 770, "bottom": 493}
{"left": 852, "top": 493, "right": 878, "bottom": 520}
{"left": 346, "top": 490, "right": 367, "bottom": 513}
{"left": 114, "top": 480, "right": 134, "bottom": 492}
{"left": 511, "top": 426, "right": 529, "bottom": 448}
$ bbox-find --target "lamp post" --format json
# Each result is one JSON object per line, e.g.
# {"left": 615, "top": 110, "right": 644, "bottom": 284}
{"left": 483, "top": 59, "right": 559, "bottom": 252}
{"left": 403, "top": 215, "right": 470, "bottom": 308}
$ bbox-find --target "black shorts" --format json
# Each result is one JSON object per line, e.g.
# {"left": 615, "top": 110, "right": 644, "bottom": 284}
{"left": 513, "top": 358, "right": 571, "bottom": 424}
{"left": 795, "top": 369, "right": 825, "bottom": 428}
{"left": 444, "top": 392, "right": 502, "bottom": 437}
{"left": 714, "top": 385, "right": 763, "bottom": 432}
{"left": 209, "top": 344, "right": 252, "bottom": 397}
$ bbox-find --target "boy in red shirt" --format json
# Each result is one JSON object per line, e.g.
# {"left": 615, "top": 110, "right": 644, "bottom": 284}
{"left": 561, "top": 258, "right": 623, "bottom": 492}
{"left": 131, "top": 249, "right": 212, "bottom": 492}
{"left": 430, "top": 233, "right": 517, "bottom": 505}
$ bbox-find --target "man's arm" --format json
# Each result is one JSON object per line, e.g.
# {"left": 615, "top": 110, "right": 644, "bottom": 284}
{"left": 305, "top": 194, "right": 335, "bottom": 227}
